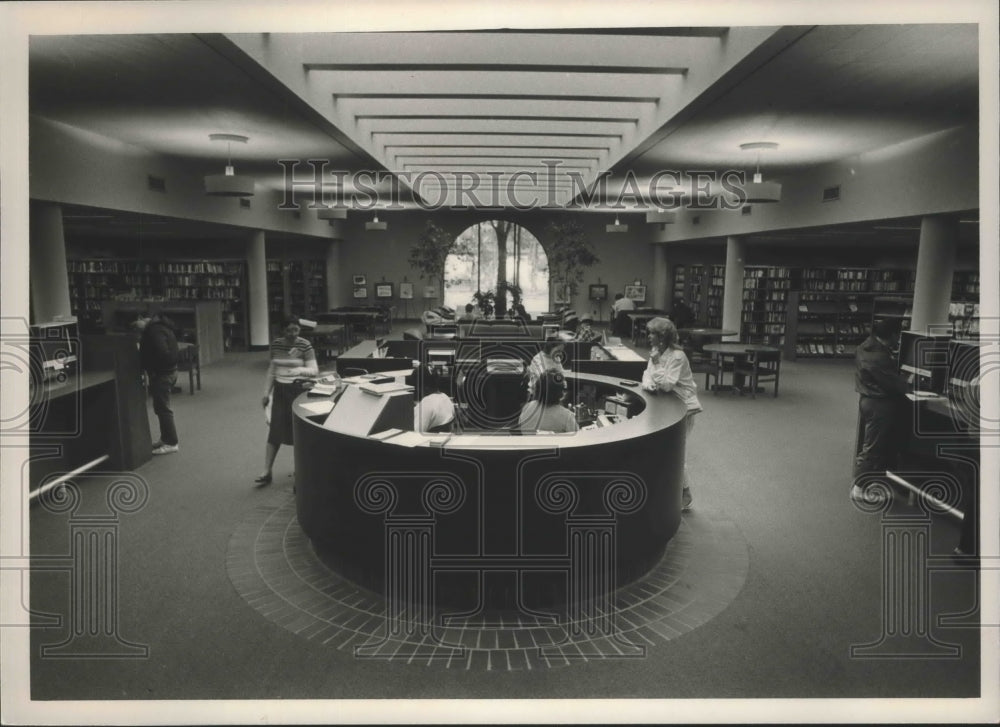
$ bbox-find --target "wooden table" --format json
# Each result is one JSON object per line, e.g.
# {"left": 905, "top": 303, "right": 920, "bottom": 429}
{"left": 702, "top": 342, "right": 780, "bottom": 394}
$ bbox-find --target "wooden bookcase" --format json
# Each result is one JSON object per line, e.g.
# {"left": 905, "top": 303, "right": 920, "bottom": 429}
{"left": 266, "top": 258, "right": 328, "bottom": 336}
{"left": 68, "top": 258, "right": 248, "bottom": 351}
{"left": 784, "top": 292, "right": 873, "bottom": 360}
{"left": 705, "top": 264, "right": 725, "bottom": 328}
{"left": 742, "top": 266, "right": 797, "bottom": 346}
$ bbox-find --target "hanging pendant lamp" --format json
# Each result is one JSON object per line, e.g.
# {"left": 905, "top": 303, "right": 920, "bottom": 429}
{"left": 204, "top": 133, "right": 255, "bottom": 197}
{"left": 739, "top": 142, "right": 781, "bottom": 204}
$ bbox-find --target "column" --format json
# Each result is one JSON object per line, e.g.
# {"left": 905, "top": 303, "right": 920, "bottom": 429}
{"left": 29, "top": 201, "right": 73, "bottom": 323}
{"left": 325, "top": 239, "right": 340, "bottom": 311}
{"left": 910, "top": 215, "right": 958, "bottom": 334}
{"left": 721, "top": 236, "right": 746, "bottom": 341}
{"left": 651, "top": 244, "right": 668, "bottom": 311}
{"left": 246, "top": 230, "right": 269, "bottom": 349}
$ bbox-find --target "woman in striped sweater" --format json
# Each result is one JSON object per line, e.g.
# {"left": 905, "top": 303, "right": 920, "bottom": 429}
{"left": 256, "top": 317, "right": 318, "bottom": 486}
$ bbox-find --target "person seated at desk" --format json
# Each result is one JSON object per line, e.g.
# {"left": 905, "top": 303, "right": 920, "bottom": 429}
{"left": 414, "top": 369, "right": 455, "bottom": 433}
{"left": 611, "top": 293, "right": 635, "bottom": 336}
{"left": 519, "top": 368, "right": 579, "bottom": 434}
{"left": 509, "top": 303, "right": 530, "bottom": 324}
{"left": 670, "top": 297, "right": 696, "bottom": 330}
{"left": 574, "top": 315, "right": 600, "bottom": 342}
{"left": 527, "top": 339, "right": 566, "bottom": 398}
{"left": 458, "top": 303, "right": 482, "bottom": 322}
{"left": 642, "top": 317, "right": 702, "bottom": 511}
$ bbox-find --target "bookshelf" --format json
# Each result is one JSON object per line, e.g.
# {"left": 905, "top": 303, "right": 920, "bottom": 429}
{"left": 686, "top": 264, "right": 705, "bottom": 324}
{"left": 671, "top": 264, "right": 686, "bottom": 304}
{"left": 705, "top": 264, "right": 725, "bottom": 328}
{"left": 68, "top": 259, "right": 248, "bottom": 351}
{"left": 266, "top": 259, "right": 328, "bottom": 336}
{"left": 784, "top": 292, "right": 873, "bottom": 360}
{"left": 742, "top": 266, "right": 797, "bottom": 346}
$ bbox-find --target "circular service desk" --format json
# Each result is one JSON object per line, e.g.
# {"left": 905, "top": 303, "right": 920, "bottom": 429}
{"left": 292, "top": 372, "right": 687, "bottom": 612}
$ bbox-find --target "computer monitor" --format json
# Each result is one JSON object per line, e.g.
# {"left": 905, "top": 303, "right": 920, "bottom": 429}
{"left": 898, "top": 330, "right": 950, "bottom": 394}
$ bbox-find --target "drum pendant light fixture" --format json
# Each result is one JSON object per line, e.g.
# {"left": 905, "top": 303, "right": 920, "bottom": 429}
{"left": 739, "top": 142, "right": 781, "bottom": 204}
{"left": 365, "top": 213, "right": 387, "bottom": 231}
{"left": 205, "top": 133, "right": 255, "bottom": 197}
{"left": 317, "top": 206, "right": 348, "bottom": 221}
{"left": 606, "top": 214, "right": 628, "bottom": 233}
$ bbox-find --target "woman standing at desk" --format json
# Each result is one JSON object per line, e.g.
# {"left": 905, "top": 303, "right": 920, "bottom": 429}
{"left": 519, "top": 368, "right": 579, "bottom": 434}
{"left": 642, "top": 317, "right": 702, "bottom": 511}
{"left": 257, "top": 317, "right": 318, "bottom": 486}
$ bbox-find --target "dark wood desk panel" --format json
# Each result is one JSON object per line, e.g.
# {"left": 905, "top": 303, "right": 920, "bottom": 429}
{"left": 292, "top": 374, "right": 687, "bottom": 610}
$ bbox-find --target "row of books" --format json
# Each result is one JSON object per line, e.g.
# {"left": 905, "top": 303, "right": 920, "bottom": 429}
{"left": 796, "top": 343, "right": 856, "bottom": 355}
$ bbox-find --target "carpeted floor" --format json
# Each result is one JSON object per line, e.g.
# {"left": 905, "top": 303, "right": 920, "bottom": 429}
{"left": 27, "top": 327, "right": 981, "bottom": 705}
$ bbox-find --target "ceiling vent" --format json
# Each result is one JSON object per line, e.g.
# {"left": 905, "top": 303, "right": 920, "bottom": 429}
{"left": 741, "top": 205, "right": 752, "bottom": 216}
{"left": 239, "top": 198, "right": 251, "bottom": 209}
{"left": 147, "top": 175, "right": 166, "bottom": 193}
{"left": 822, "top": 185, "right": 841, "bottom": 202}
{"left": 692, "top": 215, "right": 700, "bottom": 225}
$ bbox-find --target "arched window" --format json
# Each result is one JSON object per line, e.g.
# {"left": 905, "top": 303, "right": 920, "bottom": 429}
{"left": 444, "top": 221, "right": 549, "bottom": 316}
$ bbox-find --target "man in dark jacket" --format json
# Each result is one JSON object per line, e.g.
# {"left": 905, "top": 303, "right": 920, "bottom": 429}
{"left": 852, "top": 317, "right": 910, "bottom": 501}
{"left": 138, "top": 311, "right": 180, "bottom": 454}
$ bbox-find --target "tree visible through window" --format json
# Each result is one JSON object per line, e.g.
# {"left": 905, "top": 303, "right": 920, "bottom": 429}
{"left": 444, "top": 221, "right": 549, "bottom": 316}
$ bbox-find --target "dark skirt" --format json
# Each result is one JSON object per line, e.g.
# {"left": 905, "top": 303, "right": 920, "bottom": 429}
{"left": 267, "top": 381, "right": 298, "bottom": 446}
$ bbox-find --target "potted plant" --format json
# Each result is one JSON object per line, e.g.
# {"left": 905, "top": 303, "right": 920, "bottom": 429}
{"left": 407, "top": 220, "right": 455, "bottom": 302}
{"left": 544, "top": 219, "right": 600, "bottom": 306}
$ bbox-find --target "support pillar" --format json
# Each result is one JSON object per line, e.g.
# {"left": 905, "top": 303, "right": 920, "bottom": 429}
{"left": 30, "top": 201, "right": 72, "bottom": 323}
{"left": 325, "top": 240, "right": 340, "bottom": 312}
{"left": 651, "top": 244, "right": 668, "bottom": 311}
{"left": 721, "top": 236, "right": 746, "bottom": 341}
{"left": 246, "top": 230, "right": 269, "bottom": 349}
{"left": 910, "top": 215, "right": 958, "bottom": 334}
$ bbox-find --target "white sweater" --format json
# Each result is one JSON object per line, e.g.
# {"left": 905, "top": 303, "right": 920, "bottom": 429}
{"left": 641, "top": 347, "right": 703, "bottom": 413}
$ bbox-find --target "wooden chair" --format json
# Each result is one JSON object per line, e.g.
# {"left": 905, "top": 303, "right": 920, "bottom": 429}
{"left": 734, "top": 349, "right": 781, "bottom": 398}
{"left": 684, "top": 346, "right": 717, "bottom": 391}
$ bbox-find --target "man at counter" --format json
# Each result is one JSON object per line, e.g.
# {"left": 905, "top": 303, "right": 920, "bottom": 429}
{"left": 519, "top": 368, "right": 579, "bottom": 434}
{"left": 642, "top": 317, "right": 702, "bottom": 511}
{"left": 852, "top": 317, "right": 910, "bottom": 503}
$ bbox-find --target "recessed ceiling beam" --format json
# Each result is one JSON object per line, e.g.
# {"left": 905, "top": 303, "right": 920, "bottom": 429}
{"left": 374, "top": 132, "right": 621, "bottom": 139}
{"left": 306, "top": 62, "right": 686, "bottom": 75}
{"left": 392, "top": 153, "right": 602, "bottom": 160}
{"left": 383, "top": 144, "right": 610, "bottom": 150}
{"left": 355, "top": 114, "right": 638, "bottom": 124}
{"left": 336, "top": 93, "right": 659, "bottom": 103}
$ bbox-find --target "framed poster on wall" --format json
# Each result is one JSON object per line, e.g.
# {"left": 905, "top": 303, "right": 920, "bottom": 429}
{"left": 552, "top": 283, "right": 571, "bottom": 305}
{"left": 353, "top": 286, "right": 367, "bottom": 299}
{"left": 376, "top": 283, "right": 394, "bottom": 299}
{"left": 353, "top": 274, "right": 367, "bottom": 286}
{"left": 589, "top": 284, "right": 608, "bottom": 301}
{"left": 624, "top": 284, "right": 647, "bottom": 303}
{"left": 399, "top": 282, "right": 413, "bottom": 299}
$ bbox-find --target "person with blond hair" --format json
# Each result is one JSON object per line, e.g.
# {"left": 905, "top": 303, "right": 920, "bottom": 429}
{"left": 641, "top": 316, "right": 702, "bottom": 511}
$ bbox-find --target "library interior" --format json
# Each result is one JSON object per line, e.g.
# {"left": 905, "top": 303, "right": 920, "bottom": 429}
{"left": 7, "top": 16, "right": 997, "bottom": 716}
